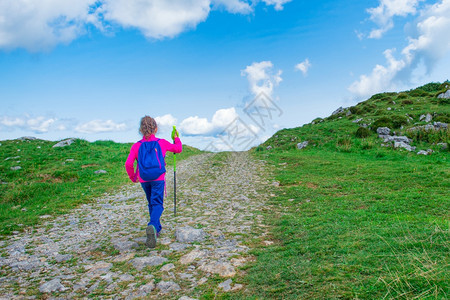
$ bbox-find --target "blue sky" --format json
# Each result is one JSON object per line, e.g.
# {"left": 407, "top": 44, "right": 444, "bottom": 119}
{"left": 1, "top": 0, "right": 449, "bottom": 150}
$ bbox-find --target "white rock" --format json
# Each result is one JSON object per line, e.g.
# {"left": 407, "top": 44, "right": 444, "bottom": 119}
{"left": 175, "top": 226, "right": 206, "bottom": 243}
{"left": 157, "top": 281, "right": 181, "bottom": 293}
{"left": 39, "top": 278, "right": 66, "bottom": 293}
{"left": 179, "top": 249, "right": 208, "bottom": 265}
{"left": 219, "top": 279, "right": 233, "bottom": 291}
{"left": 131, "top": 256, "right": 168, "bottom": 271}
{"left": 53, "top": 139, "right": 75, "bottom": 148}
{"left": 199, "top": 261, "right": 236, "bottom": 277}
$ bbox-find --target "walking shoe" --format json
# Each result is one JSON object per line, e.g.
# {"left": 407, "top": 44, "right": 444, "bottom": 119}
{"left": 145, "top": 225, "right": 157, "bottom": 248}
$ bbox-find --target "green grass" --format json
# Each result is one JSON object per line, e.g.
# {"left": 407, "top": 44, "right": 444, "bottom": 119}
{"left": 0, "top": 138, "right": 202, "bottom": 237}
{"left": 241, "top": 148, "right": 449, "bottom": 299}
{"left": 241, "top": 83, "right": 449, "bottom": 299}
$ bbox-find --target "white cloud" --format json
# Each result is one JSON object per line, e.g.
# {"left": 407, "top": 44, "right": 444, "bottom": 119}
{"left": 295, "top": 58, "right": 311, "bottom": 76}
{"left": 75, "top": 119, "right": 127, "bottom": 133}
{"left": 241, "top": 61, "right": 282, "bottom": 98}
{"left": 262, "top": 0, "right": 291, "bottom": 11}
{"left": 180, "top": 107, "right": 238, "bottom": 136}
{"left": 0, "top": 116, "right": 25, "bottom": 127}
{"left": 154, "top": 114, "right": 177, "bottom": 133}
{"left": 103, "top": 0, "right": 211, "bottom": 39}
{"left": 0, "top": 0, "right": 99, "bottom": 51}
{"left": 0, "top": 0, "right": 290, "bottom": 51}
{"left": 350, "top": 0, "right": 450, "bottom": 98}
{"left": 0, "top": 115, "right": 64, "bottom": 133}
{"left": 212, "top": 0, "right": 252, "bottom": 14}
{"left": 27, "top": 117, "right": 57, "bottom": 133}
{"left": 367, "top": 0, "right": 424, "bottom": 39}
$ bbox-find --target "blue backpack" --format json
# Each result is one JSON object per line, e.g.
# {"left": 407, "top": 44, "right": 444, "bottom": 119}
{"left": 137, "top": 139, "right": 166, "bottom": 181}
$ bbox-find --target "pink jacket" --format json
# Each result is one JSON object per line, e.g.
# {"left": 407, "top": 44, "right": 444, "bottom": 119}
{"left": 125, "top": 134, "right": 182, "bottom": 182}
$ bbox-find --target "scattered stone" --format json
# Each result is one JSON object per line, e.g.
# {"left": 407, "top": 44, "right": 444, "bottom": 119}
{"left": 437, "top": 143, "right": 448, "bottom": 150}
{"left": 199, "top": 261, "right": 236, "bottom": 277}
{"left": 352, "top": 118, "right": 363, "bottom": 123}
{"left": 437, "top": 90, "right": 450, "bottom": 99}
{"left": 118, "top": 274, "right": 134, "bottom": 282}
{"left": 94, "top": 170, "right": 107, "bottom": 174}
{"left": 346, "top": 110, "right": 352, "bottom": 116}
{"left": 4, "top": 156, "right": 20, "bottom": 161}
{"left": 219, "top": 279, "right": 233, "bottom": 291}
{"left": 272, "top": 181, "right": 280, "bottom": 187}
{"left": 394, "top": 142, "right": 416, "bottom": 152}
{"left": 113, "top": 252, "right": 135, "bottom": 262}
{"left": 112, "top": 240, "right": 138, "bottom": 252}
{"left": 180, "top": 249, "right": 208, "bottom": 265}
{"left": 55, "top": 254, "right": 73, "bottom": 263}
{"left": 169, "top": 242, "right": 189, "bottom": 251}
{"left": 10, "top": 166, "right": 21, "bottom": 171}
{"left": 131, "top": 256, "right": 168, "bottom": 271}
{"left": 425, "top": 113, "right": 432, "bottom": 122}
{"left": 383, "top": 135, "right": 411, "bottom": 144}
{"left": 85, "top": 262, "right": 113, "bottom": 277}
{"left": 179, "top": 296, "right": 198, "bottom": 300}
{"left": 434, "top": 122, "right": 448, "bottom": 129}
{"left": 332, "top": 107, "right": 344, "bottom": 115}
{"left": 66, "top": 159, "right": 74, "bottom": 162}
{"left": 18, "top": 136, "right": 37, "bottom": 141}
{"left": 175, "top": 226, "right": 206, "bottom": 243}
{"left": 139, "top": 281, "right": 155, "bottom": 294}
{"left": 53, "top": 139, "right": 75, "bottom": 148}
{"left": 266, "top": 145, "right": 272, "bottom": 150}
{"left": 160, "top": 263, "right": 175, "bottom": 272}
{"left": 387, "top": 107, "right": 392, "bottom": 111}
{"left": 296, "top": 141, "right": 309, "bottom": 150}
{"left": 377, "top": 127, "right": 391, "bottom": 136}
{"left": 39, "top": 279, "right": 66, "bottom": 293}
{"left": 417, "top": 150, "right": 428, "bottom": 155}
{"left": 157, "top": 281, "right": 181, "bottom": 293}
{"left": 408, "top": 122, "right": 447, "bottom": 131}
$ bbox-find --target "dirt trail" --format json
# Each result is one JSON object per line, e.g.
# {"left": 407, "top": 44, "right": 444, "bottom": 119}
{"left": 0, "top": 152, "right": 271, "bottom": 299}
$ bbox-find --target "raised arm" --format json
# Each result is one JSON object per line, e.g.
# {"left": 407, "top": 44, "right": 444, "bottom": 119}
{"left": 161, "top": 137, "right": 182, "bottom": 154}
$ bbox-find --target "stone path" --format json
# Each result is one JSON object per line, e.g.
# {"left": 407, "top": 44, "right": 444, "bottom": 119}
{"left": 0, "top": 152, "right": 270, "bottom": 299}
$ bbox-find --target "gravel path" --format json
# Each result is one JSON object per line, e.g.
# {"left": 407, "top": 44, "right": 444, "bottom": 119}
{"left": 0, "top": 152, "right": 270, "bottom": 299}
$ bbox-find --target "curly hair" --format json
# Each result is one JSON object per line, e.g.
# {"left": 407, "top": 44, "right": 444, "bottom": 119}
{"left": 139, "top": 116, "right": 157, "bottom": 137}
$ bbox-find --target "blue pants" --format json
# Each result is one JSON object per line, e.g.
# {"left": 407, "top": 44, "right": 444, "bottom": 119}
{"left": 141, "top": 180, "right": 165, "bottom": 233}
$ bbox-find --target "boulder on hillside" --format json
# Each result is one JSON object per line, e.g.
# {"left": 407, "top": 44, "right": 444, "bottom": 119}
{"left": 377, "top": 127, "right": 391, "bottom": 136}
{"left": 332, "top": 107, "right": 345, "bottom": 115}
{"left": 437, "top": 90, "right": 450, "bottom": 99}
{"left": 18, "top": 136, "right": 37, "bottom": 141}
{"left": 53, "top": 139, "right": 75, "bottom": 148}
{"left": 297, "top": 141, "right": 309, "bottom": 150}
{"left": 394, "top": 142, "right": 416, "bottom": 152}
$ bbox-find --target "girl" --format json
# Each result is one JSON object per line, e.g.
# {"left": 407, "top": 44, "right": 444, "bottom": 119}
{"left": 125, "top": 116, "right": 182, "bottom": 248}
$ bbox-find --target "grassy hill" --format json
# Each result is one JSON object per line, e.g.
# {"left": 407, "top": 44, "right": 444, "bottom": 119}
{"left": 242, "top": 82, "right": 449, "bottom": 299}
{"left": 0, "top": 138, "right": 202, "bottom": 236}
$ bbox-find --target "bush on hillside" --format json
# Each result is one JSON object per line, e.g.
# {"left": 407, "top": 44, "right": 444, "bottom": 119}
{"left": 409, "top": 89, "right": 429, "bottom": 97}
{"left": 355, "top": 127, "right": 371, "bottom": 138}
{"left": 372, "top": 117, "right": 393, "bottom": 131}
{"left": 407, "top": 128, "right": 450, "bottom": 144}
{"left": 434, "top": 113, "right": 450, "bottom": 123}
{"left": 402, "top": 99, "right": 413, "bottom": 105}
{"left": 363, "top": 103, "right": 377, "bottom": 113}
{"left": 418, "top": 82, "right": 442, "bottom": 93}
{"left": 350, "top": 106, "right": 363, "bottom": 115}
{"left": 391, "top": 115, "right": 408, "bottom": 128}
{"left": 397, "top": 93, "right": 408, "bottom": 99}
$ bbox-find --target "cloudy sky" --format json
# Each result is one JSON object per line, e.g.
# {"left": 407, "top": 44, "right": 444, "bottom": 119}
{"left": 1, "top": 0, "right": 449, "bottom": 150}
